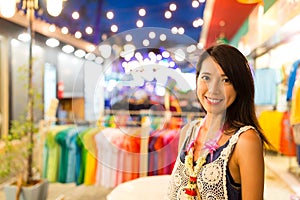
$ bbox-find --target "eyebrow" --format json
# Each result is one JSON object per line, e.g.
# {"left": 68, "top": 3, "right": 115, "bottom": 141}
{"left": 200, "top": 71, "right": 228, "bottom": 77}
{"left": 200, "top": 72, "right": 211, "bottom": 75}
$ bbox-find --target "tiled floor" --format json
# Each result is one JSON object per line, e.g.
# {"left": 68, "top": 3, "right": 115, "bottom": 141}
{"left": 264, "top": 152, "right": 300, "bottom": 199}
{"left": 1, "top": 153, "right": 300, "bottom": 200}
{"left": 46, "top": 182, "right": 113, "bottom": 200}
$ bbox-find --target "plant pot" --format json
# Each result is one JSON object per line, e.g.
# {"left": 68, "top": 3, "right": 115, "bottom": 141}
{"left": 4, "top": 179, "right": 49, "bottom": 200}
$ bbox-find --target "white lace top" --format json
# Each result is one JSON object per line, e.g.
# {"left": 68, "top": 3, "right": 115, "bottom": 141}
{"left": 167, "top": 121, "right": 255, "bottom": 200}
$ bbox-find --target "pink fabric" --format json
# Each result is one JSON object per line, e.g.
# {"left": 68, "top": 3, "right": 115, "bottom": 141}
{"left": 162, "top": 129, "right": 180, "bottom": 174}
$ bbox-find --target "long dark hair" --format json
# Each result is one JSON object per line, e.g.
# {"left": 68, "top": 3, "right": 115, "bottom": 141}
{"left": 196, "top": 44, "right": 270, "bottom": 146}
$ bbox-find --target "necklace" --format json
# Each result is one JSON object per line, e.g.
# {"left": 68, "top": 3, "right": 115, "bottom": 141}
{"left": 184, "top": 120, "right": 223, "bottom": 199}
{"left": 184, "top": 141, "right": 207, "bottom": 199}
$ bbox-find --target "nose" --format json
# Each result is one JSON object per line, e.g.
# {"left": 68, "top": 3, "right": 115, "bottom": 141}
{"left": 207, "top": 78, "right": 223, "bottom": 94}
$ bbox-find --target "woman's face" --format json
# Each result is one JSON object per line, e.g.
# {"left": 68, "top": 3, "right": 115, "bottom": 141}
{"left": 196, "top": 57, "right": 237, "bottom": 114}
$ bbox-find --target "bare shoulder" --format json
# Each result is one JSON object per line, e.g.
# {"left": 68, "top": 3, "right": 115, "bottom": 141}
{"left": 235, "top": 128, "right": 263, "bottom": 155}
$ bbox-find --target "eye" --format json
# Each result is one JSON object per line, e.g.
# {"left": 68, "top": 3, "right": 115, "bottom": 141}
{"left": 201, "top": 75, "right": 210, "bottom": 81}
{"left": 222, "top": 77, "right": 231, "bottom": 84}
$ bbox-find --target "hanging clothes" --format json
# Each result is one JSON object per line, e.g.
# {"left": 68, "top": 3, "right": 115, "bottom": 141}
{"left": 65, "top": 126, "right": 86, "bottom": 183}
{"left": 83, "top": 127, "right": 101, "bottom": 185}
{"left": 258, "top": 110, "right": 284, "bottom": 151}
{"left": 55, "top": 127, "right": 74, "bottom": 183}
{"left": 148, "top": 128, "right": 180, "bottom": 176}
{"left": 280, "top": 111, "right": 296, "bottom": 156}
{"left": 121, "top": 128, "right": 141, "bottom": 183}
{"left": 43, "top": 125, "right": 71, "bottom": 182}
{"left": 162, "top": 129, "right": 180, "bottom": 174}
{"left": 95, "top": 127, "right": 125, "bottom": 188}
{"left": 254, "top": 67, "right": 281, "bottom": 105}
{"left": 290, "top": 79, "right": 300, "bottom": 125}
{"left": 76, "top": 127, "right": 94, "bottom": 185}
{"left": 148, "top": 129, "right": 165, "bottom": 176}
{"left": 287, "top": 60, "right": 300, "bottom": 101}
{"left": 41, "top": 119, "right": 183, "bottom": 187}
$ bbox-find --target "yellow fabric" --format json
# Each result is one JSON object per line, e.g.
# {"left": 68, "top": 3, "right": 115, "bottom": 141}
{"left": 258, "top": 110, "right": 283, "bottom": 151}
{"left": 290, "top": 80, "right": 300, "bottom": 125}
{"left": 83, "top": 127, "right": 102, "bottom": 185}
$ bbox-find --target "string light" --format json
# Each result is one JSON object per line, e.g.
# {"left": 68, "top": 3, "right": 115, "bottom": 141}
{"left": 72, "top": 11, "right": 80, "bottom": 20}
{"left": 142, "top": 39, "right": 150, "bottom": 46}
{"left": 111, "top": 24, "right": 118, "bottom": 32}
{"left": 138, "top": 8, "right": 146, "bottom": 16}
{"left": 125, "top": 34, "right": 133, "bottom": 42}
{"left": 160, "top": 34, "right": 167, "bottom": 41}
{"left": 136, "top": 20, "right": 144, "bottom": 28}
{"left": 85, "top": 26, "right": 93, "bottom": 35}
{"left": 75, "top": 31, "right": 82, "bottom": 39}
{"left": 192, "top": 0, "right": 200, "bottom": 8}
{"left": 178, "top": 27, "right": 185, "bottom": 34}
{"left": 171, "top": 27, "right": 178, "bottom": 34}
{"left": 164, "top": 10, "right": 172, "bottom": 19}
{"left": 106, "top": 11, "right": 114, "bottom": 19}
{"left": 48, "top": 24, "right": 56, "bottom": 32}
{"left": 149, "top": 31, "right": 156, "bottom": 39}
{"left": 169, "top": 3, "right": 177, "bottom": 11}
{"left": 61, "top": 27, "right": 69, "bottom": 34}
{"left": 0, "top": 1, "right": 206, "bottom": 62}
{"left": 47, "top": 0, "right": 63, "bottom": 17}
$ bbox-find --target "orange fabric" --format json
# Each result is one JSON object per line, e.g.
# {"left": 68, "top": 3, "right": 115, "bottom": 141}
{"left": 280, "top": 112, "right": 296, "bottom": 156}
{"left": 121, "top": 129, "right": 141, "bottom": 183}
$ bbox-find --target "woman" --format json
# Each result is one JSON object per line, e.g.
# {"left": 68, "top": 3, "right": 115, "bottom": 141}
{"left": 168, "top": 44, "right": 270, "bottom": 200}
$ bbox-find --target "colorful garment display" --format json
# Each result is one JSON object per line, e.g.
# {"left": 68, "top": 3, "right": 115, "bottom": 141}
{"left": 41, "top": 119, "right": 184, "bottom": 187}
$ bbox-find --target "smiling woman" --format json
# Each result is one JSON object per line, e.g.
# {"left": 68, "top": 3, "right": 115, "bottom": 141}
{"left": 167, "top": 44, "right": 271, "bottom": 200}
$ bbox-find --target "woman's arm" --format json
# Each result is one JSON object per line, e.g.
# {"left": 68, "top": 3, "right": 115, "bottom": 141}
{"left": 236, "top": 129, "right": 265, "bottom": 200}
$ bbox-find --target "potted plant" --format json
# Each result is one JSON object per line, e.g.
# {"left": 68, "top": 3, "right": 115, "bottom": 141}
{"left": 2, "top": 46, "right": 49, "bottom": 200}
{"left": 3, "top": 115, "right": 49, "bottom": 200}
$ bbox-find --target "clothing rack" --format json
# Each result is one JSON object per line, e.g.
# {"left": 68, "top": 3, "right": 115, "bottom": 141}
{"left": 42, "top": 109, "right": 205, "bottom": 187}
{"left": 104, "top": 109, "right": 205, "bottom": 120}
{"left": 101, "top": 109, "right": 205, "bottom": 177}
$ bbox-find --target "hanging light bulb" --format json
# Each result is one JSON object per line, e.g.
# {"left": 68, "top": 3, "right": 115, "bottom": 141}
{"left": 47, "top": 0, "right": 62, "bottom": 17}
{"left": 0, "top": 0, "right": 17, "bottom": 18}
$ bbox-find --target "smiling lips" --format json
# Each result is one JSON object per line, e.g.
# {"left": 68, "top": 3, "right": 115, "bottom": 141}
{"left": 206, "top": 96, "right": 223, "bottom": 104}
